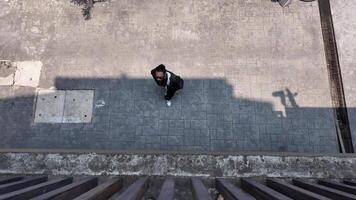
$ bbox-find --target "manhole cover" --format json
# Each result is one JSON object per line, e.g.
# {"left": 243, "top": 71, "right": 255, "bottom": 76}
{"left": 34, "top": 90, "right": 65, "bottom": 123}
{"left": 63, "top": 90, "right": 94, "bottom": 123}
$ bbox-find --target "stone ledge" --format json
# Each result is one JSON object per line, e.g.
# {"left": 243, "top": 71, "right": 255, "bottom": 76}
{"left": 0, "top": 152, "right": 356, "bottom": 178}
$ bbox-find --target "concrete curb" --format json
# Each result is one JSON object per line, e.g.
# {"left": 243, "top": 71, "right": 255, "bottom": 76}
{"left": 0, "top": 152, "right": 356, "bottom": 178}
{"left": 1, "top": 148, "right": 356, "bottom": 157}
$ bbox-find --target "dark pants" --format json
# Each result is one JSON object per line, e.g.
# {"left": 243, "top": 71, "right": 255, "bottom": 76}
{"left": 164, "top": 80, "right": 184, "bottom": 101}
{"left": 165, "top": 88, "right": 178, "bottom": 100}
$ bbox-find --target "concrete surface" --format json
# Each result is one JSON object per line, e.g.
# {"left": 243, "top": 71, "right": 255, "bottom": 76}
{"left": 0, "top": 60, "right": 42, "bottom": 87}
{"left": 0, "top": 60, "right": 15, "bottom": 85}
{"left": 62, "top": 90, "right": 94, "bottom": 123}
{"left": 13, "top": 61, "right": 42, "bottom": 87}
{"left": 0, "top": 74, "right": 14, "bottom": 86}
{"left": 34, "top": 89, "right": 66, "bottom": 123}
{"left": 0, "top": 60, "right": 15, "bottom": 77}
{"left": 0, "top": 0, "right": 339, "bottom": 153}
{"left": 330, "top": 0, "right": 356, "bottom": 150}
{"left": 1, "top": 151, "right": 356, "bottom": 178}
{"left": 34, "top": 89, "right": 94, "bottom": 123}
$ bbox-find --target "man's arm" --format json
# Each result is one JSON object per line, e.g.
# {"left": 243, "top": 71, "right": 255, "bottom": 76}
{"left": 168, "top": 73, "right": 184, "bottom": 89}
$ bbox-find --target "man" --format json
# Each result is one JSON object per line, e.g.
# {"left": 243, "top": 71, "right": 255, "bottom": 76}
{"left": 151, "top": 64, "right": 184, "bottom": 107}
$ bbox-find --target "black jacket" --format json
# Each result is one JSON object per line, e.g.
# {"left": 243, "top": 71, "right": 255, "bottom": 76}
{"left": 151, "top": 69, "right": 184, "bottom": 100}
{"left": 151, "top": 70, "right": 184, "bottom": 90}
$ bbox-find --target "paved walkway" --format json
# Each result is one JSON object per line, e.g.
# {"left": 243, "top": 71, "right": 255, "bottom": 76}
{"left": 0, "top": 0, "right": 338, "bottom": 153}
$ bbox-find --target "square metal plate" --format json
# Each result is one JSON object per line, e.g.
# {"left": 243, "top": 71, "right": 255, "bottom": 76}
{"left": 34, "top": 89, "right": 66, "bottom": 123}
{"left": 63, "top": 90, "right": 94, "bottom": 123}
{"left": 34, "top": 89, "right": 94, "bottom": 123}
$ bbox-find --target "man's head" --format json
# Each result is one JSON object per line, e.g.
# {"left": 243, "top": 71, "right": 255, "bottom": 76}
{"left": 154, "top": 64, "right": 166, "bottom": 81}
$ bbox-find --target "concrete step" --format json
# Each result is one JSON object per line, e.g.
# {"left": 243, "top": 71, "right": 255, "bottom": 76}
{"left": 73, "top": 178, "right": 122, "bottom": 200}
{"left": 30, "top": 177, "right": 97, "bottom": 200}
{"left": 0, "top": 176, "right": 47, "bottom": 195}
{"left": 0, "top": 177, "right": 72, "bottom": 200}
{"left": 0, "top": 177, "right": 24, "bottom": 185}
{"left": 0, "top": 175, "right": 356, "bottom": 200}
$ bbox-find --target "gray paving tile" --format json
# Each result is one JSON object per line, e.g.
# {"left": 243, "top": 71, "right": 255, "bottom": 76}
{"left": 0, "top": 0, "right": 340, "bottom": 153}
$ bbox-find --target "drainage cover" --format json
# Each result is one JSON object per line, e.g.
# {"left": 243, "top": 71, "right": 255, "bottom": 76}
{"left": 34, "top": 89, "right": 94, "bottom": 123}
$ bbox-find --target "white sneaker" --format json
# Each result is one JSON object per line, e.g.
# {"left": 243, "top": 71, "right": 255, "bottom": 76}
{"left": 166, "top": 100, "right": 171, "bottom": 107}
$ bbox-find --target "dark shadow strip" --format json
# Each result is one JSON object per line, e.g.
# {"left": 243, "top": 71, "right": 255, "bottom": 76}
{"left": 318, "top": 0, "right": 354, "bottom": 153}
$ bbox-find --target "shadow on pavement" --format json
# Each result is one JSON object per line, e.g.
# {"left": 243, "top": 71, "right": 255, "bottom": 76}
{"left": 0, "top": 76, "right": 342, "bottom": 153}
